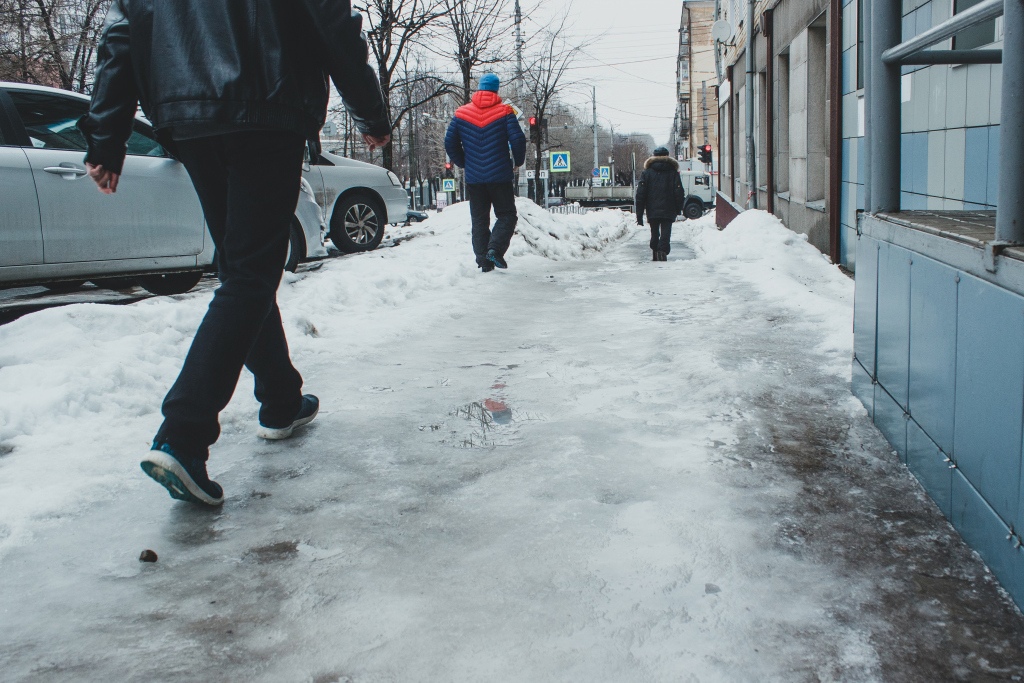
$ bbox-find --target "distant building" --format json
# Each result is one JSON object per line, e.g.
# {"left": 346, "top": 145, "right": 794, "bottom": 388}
{"left": 670, "top": 0, "right": 719, "bottom": 162}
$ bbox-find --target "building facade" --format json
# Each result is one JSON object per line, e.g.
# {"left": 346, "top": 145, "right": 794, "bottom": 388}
{"left": 715, "top": 0, "right": 1022, "bottom": 608}
{"left": 671, "top": 0, "right": 720, "bottom": 161}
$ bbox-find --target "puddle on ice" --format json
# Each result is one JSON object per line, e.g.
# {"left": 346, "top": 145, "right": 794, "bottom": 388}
{"left": 434, "top": 397, "right": 545, "bottom": 449}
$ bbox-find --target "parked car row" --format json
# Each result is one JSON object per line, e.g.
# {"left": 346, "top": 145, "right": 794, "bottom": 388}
{"left": 0, "top": 82, "right": 409, "bottom": 295}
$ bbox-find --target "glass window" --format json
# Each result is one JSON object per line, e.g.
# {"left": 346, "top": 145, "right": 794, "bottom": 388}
{"left": 126, "top": 124, "right": 166, "bottom": 157}
{"left": 10, "top": 90, "right": 89, "bottom": 151}
{"left": 857, "top": 0, "right": 864, "bottom": 90}
{"left": 954, "top": 0, "right": 996, "bottom": 49}
{"left": 9, "top": 89, "right": 165, "bottom": 157}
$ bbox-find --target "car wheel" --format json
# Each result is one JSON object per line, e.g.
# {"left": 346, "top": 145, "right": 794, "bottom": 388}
{"left": 285, "top": 220, "right": 304, "bottom": 272}
{"left": 683, "top": 201, "right": 704, "bottom": 220}
{"left": 42, "top": 280, "right": 86, "bottom": 292}
{"left": 138, "top": 271, "right": 204, "bottom": 296}
{"left": 330, "top": 194, "right": 385, "bottom": 253}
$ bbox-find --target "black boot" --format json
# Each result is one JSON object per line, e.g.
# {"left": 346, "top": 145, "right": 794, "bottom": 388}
{"left": 652, "top": 250, "right": 659, "bottom": 262}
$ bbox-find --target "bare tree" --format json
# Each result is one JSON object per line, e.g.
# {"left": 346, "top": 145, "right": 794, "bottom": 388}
{"left": 520, "top": 7, "right": 591, "bottom": 203}
{"left": 0, "top": 0, "right": 110, "bottom": 91}
{"left": 356, "top": 0, "right": 448, "bottom": 170}
{"left": 438, "top": 0, "right": 516, "bottom": 104}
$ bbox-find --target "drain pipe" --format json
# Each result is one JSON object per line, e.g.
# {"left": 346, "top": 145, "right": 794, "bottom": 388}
{"left": 764, "top": 9, "right": 774, "bottom": 215}
{"left": 745, "top": 0, "right": 757, "bottom": 209}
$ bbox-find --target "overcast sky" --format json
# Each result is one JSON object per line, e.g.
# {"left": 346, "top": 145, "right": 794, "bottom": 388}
{"left": 520, "top": 0, "right": 683, "bottom": 144}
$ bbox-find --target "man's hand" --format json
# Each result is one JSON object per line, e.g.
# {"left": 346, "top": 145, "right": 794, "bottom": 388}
{"left": 363, "top": 133, "right": 390, "bottom": 152}
{"left": 86, "top": 163, "right": 120, "bottom": 195}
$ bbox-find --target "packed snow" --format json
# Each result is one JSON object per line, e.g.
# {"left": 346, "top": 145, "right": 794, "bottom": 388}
{"left": 1, "top": 201, "right": 1022, "bottom": 681}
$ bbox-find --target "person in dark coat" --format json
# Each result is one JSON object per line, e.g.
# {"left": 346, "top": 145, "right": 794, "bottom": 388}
{"left": 635, "top": 147, "right": 685, "bottom": 261}
{"left": 79, "top": 0, "right": 391, "bottom": 506}
{"left": 444, "top": 74, "right": 527, "bottom": 271}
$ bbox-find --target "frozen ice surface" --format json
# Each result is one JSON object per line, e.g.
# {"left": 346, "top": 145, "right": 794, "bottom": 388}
{"left": 1, "top": 202, "right": 1023, "bottom": 681}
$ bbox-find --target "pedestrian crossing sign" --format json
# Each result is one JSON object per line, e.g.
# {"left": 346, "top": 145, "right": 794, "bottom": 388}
{"left": 550, "top": 151, "right": 571, "bottom": 173}
{"left": 599, "top": 166, "right": 611, "bottom": 179}
{"left": 442, "top": 178, "right": 456, "bottom": 192}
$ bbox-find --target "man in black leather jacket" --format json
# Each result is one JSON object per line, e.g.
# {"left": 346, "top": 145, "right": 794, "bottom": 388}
{"left": 79, "top": 0, "right": 391, "bottom": 507}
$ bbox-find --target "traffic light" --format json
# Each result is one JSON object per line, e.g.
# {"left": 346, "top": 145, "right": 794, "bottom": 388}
{"left": 529, "top": 116, "right": 539, "bottom": 143}
{"left": 444, "top": 161, "right": 452, "bottom": 173}
{"left": 698, "top": 144, "right": 713, "bottom": 165}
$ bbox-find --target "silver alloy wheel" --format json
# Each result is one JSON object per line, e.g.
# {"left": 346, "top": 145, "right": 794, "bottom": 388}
{"left": 344, "top": 203, "right": 380, "bottom": 245}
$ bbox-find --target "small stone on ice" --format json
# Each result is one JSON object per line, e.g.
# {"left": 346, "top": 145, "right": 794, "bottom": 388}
{"left": 139, "top": 549, "right": 158, "bottom": 563}
{"left": 705, "top": 583, "right": 721, "bottom": 594}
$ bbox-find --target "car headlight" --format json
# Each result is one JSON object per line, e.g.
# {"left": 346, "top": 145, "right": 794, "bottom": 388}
{"left": 387, "top": 171, "right": 403, "bottom": 187}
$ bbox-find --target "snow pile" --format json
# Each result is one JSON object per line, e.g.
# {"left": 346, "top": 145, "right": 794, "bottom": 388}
{"left": 677, "top": 209, "right": 854, "bottom": 374}
{"left": 416, "top": 199, "right": 634, "bottom": 262}
{"left": 510, "top": 200, "right": 634, "bottom": 260}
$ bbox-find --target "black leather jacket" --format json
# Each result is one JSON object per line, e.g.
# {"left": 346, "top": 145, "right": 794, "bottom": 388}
{"left": 79, "top": 0, "right": 390, "bottom": 173}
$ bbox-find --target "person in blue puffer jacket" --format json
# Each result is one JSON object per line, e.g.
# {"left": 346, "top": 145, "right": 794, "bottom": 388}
{"left": 444, "top": 74, "right": 527, "bottom": 271}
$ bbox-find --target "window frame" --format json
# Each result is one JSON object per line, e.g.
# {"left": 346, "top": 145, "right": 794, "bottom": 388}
{"left": 2, "top": 87, "right": 167, "bottom": 158}
{"left": 952, "top": 0, "right": 997, "bottom": 50}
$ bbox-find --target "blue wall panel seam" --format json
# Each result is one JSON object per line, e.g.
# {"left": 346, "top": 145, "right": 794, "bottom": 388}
{"left": 874, "top": 242, "right": 881, "bottom": 380}
{"left": 907, "top": 256, "right": 914, "bottom": 417}
{"left": 951, "top": 272, "right": 960, "bottom": 461}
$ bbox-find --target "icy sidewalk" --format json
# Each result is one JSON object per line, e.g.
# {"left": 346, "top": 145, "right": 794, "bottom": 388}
{"left": 1, "top": 203, "right": 1023, "bottom": 681}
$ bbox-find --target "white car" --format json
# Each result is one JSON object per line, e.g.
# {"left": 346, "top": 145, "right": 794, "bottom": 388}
{"left": 304, "top": 148, "right": 410, "bottom": 253}
{"left": 0, "top": 82, "right": 386, "bottom": 294}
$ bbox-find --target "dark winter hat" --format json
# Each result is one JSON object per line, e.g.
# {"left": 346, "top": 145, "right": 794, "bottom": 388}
{"left": 653, "top": 146, "right": 670, "bottom": 157}
{"left": 478, "top": 73, "right": 500, "bottom": 92}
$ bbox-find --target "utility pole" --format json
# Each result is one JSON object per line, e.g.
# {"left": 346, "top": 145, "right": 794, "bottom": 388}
{"left": 592, "top": 86, "right": 599, "bottom": 187}
{"left": 744, "top": 0, "right": 757, "bottom": 208}
{"left": 610, "top": 123, "right": 616, "bottom": 184}
{"left": 515, "top": 0, "right": 523, "bottom": 91}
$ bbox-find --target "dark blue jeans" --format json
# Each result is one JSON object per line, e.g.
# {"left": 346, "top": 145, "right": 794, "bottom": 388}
{"left": 467, "top": 182, "right": 518, "bottom": 266}
{"left": 155, "top": 131, "right": 305, "bottom": 454}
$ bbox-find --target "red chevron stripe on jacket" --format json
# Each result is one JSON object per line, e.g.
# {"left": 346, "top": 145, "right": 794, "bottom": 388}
{"left": 444, "top": 90, "right": 527, "bottom": 185}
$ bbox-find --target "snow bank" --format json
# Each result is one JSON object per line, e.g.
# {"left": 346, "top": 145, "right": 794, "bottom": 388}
{"left": 676, "top": 209, "right": 854, "bottom": 375}
{"left": 511, "top": 200, "right": 633, "bottom": 260}
{"left": 413, "top": 198, "right": 634, "bottom": 261}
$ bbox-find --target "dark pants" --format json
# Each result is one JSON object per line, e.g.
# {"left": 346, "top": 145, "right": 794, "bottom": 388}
{"left": 467, "top": 182, "right": 518, "bottom": 266}
{"left": 155, "top": 131, "right": 305, "bottom": 454}
{"left": 649, "top": 220, "right": 672, "bottom": 254}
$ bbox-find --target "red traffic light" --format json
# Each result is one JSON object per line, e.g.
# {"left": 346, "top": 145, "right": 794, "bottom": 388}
{"left": 529, "top": 116, "right": 537, "bottom": 126}
{"left": 444, "top": 162, "right": 452, "bottom": 170}
{"left": 702, "top": 145, "right": 712, "bottom": 152}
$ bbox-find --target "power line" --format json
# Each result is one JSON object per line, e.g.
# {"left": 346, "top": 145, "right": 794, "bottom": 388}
{"left": 598, "top": 101, "right": 675, "bottom": 120}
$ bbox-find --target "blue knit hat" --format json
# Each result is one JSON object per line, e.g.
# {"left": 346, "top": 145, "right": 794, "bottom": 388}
{"left": 478, "top": 73, "right": 500, "bottom": 92}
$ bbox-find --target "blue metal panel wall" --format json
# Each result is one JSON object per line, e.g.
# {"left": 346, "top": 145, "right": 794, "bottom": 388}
{"left": 907, "top": 419, "right": 952, "bottom": 517}
{"left": 854, "top": 236, "right": 879, "bottom": 375}
{"left": 953, "top": 274, "right": 1024, "bottom": 529}
{"left": 876, "top": 242, "right": 912, "bottom": 409}
{"left": 852, "top": 358, "right": 874, "bottom": 419}
{"left": 875, "top": 384, "right": 909, "bottom": 461}
{"left": 951, "top": 469, "right": 1024, "bottom": 601}
{"left": 855, "top": 225, "right": 1024, "bottom": 608}
{"left": 908, "top": 255, "right": 958, "bottom": 453}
